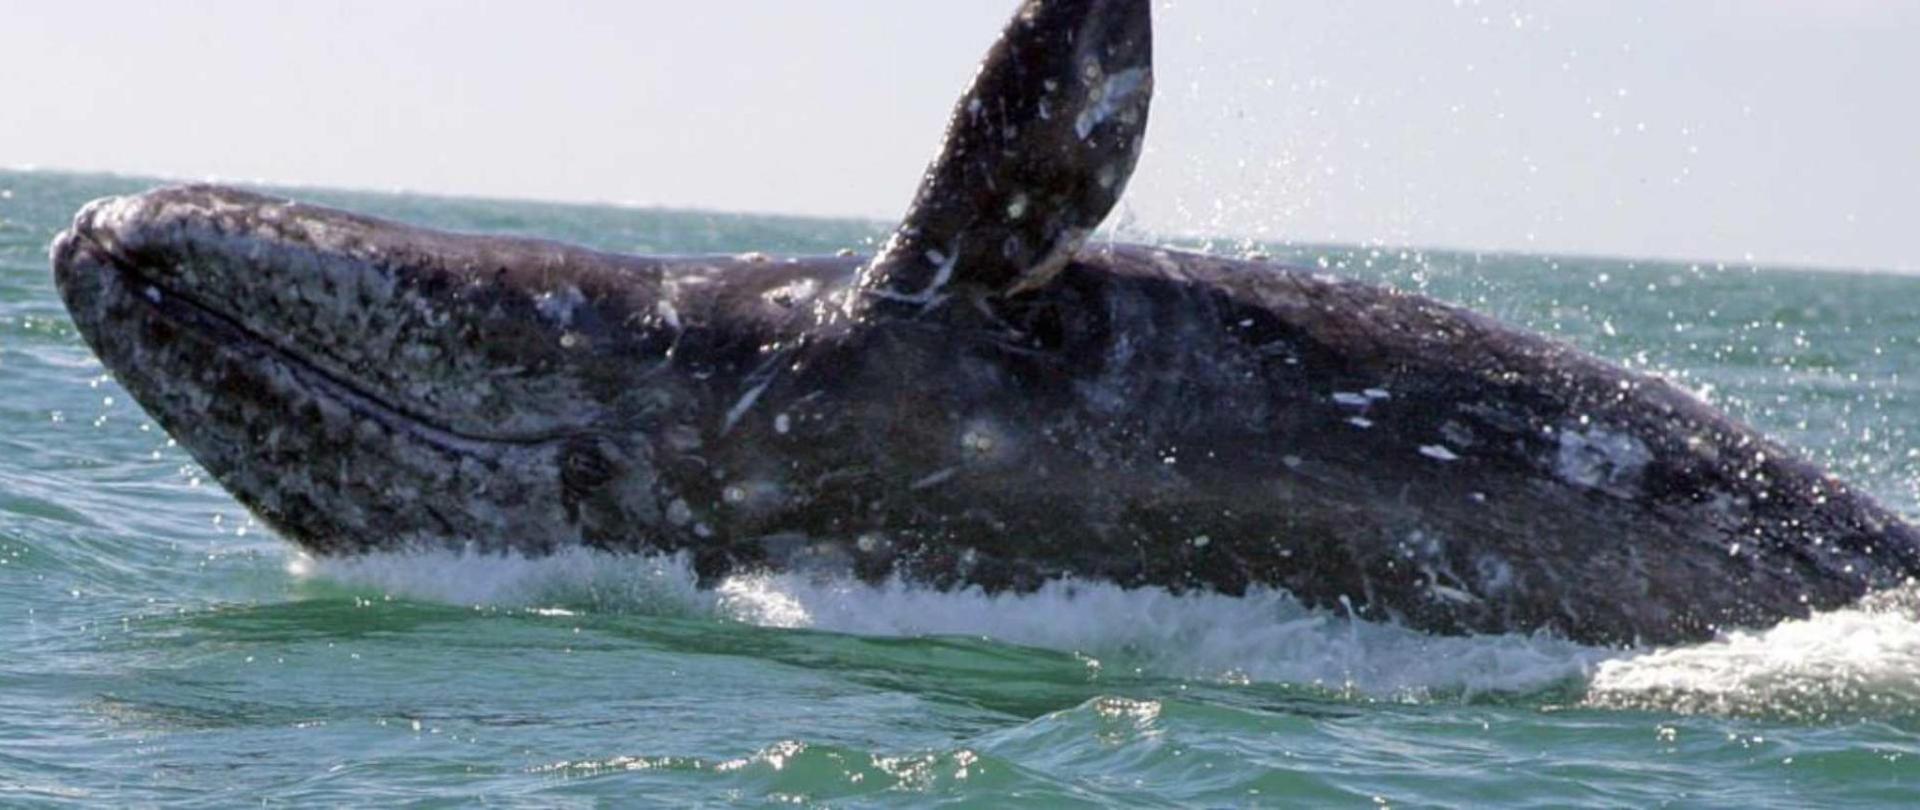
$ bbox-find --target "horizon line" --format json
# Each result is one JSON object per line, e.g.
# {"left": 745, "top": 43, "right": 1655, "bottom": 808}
{"left": 7, "top": 163, "right": 1910, "bottom": 279}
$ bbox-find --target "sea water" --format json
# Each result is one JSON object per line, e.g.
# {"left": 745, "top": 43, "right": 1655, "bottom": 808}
{"left": 3, "top": 170, "right": 1917, "bottom": 806}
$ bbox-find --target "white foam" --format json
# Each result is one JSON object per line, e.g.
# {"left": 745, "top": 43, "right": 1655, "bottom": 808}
{"left": 291, "top": 549, "right": 1609, "bottom": 698}
{"left": 289, "top": 550, "right": 1920, "bottom": 714}
{"left": 1585, "top": 585, "right": 1920, "bottom": 719}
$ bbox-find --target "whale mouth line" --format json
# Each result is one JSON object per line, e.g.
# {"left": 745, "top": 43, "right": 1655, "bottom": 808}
{"left": 75, "top": 228, "right": 584, "bottom": 452}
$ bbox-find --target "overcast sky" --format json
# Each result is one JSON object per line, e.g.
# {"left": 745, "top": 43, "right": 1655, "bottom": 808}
{"left": 4, "top": 1, "right": 1916, "bottom": 271}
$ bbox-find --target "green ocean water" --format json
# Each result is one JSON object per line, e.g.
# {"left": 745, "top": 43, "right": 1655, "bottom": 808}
{"left": 4, "top": 168, "right": 1919, "bottom": 807}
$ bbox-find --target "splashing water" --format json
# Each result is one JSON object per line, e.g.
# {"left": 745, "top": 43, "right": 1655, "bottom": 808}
{"left": 294, "top": 547, "right": 1920, "bottom": 720}
{"left": 1588, "top": 587, "right": 1920, "bottom": 720}
{"left": 299, "top": 549, "right": 1613, "bottom": 697}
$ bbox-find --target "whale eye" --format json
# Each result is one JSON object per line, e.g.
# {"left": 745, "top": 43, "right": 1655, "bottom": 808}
{"left": 563, "top": 442, "right": 612, "bottom": 486}
{"left": 559, "top": 440, "right": 616, "bottom": 518}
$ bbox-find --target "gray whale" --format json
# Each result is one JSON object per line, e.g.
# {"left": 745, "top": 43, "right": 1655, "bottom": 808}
{"left": 50, "top": 0, "right": 1920, "bottom": 645}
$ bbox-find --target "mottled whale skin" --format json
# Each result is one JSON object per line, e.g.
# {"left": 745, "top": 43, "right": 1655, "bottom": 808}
{"left": 49, "top": 0, "right": 1920, "bottom": 646}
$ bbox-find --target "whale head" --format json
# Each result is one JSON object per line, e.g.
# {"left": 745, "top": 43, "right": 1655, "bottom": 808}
{"left": 51, "top": 185, "right": 686, "bottom": 555}
{"left": 46, "top": 0, "right": 1158, "bottom": 571}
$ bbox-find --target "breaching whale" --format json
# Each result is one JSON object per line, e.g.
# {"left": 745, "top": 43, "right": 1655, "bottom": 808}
{"left": 51, "top": 0, "right": 1920, "bottom": 646}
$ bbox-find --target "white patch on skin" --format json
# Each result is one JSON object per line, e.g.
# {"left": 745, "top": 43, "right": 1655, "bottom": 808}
{"left": 535, "top": 285, "right": 585, "bottom": 327}
{"left": 1347, "top": 417, "right": 1374, "bottom": 429}
{"left": 1075, "top": 67, "right": 1149, "bottom": 140}
{"left": 1556, "top": 426, "right": 1652, "bottom": 493}
{"left": 863, "top": 242, "right": 961, "bottom": 308}
{"left": 666, "top": 499, "right": 692, "bottom": 526}
{"left": 959, "top": 420, "right": 1010, "bottom": 463}
{"left": 1419, "top": 445, "right": 1460, "bottom": 462}
{"left": 911, "top": 467, "right": 958, "bottom": 491}
{"left": 920, "top": 248, "right": 958, "bottom": 298}
{"left": 655, "top": 300, "right": 682, "bottom": 332}
{"left": 1476, "top": 554, "right": 1515, "bottom": 594}
{"left": 664, "top": 425, "right": 702, "bottom": 452}
{"left": 1440, "top": 421, "right": 1476, "bottom": 448}
{"left": 723, "top": 479, "right": 785, "bottom": 512}
{"left": 761, "top": 278, "right": 820, "bottom": 307}
{"left": 722, "top": 377, "right": 775, "bottom": 435}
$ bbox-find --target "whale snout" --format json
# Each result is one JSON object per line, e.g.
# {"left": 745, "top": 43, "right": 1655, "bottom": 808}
{"left": 50, "top": 185, "right": 681, "bottom": 554}
{"left": 51, "top": 192, "right": 153, "bottom": 322}
{"left": 54, "top": 185, "right": 672, "bottom": 442}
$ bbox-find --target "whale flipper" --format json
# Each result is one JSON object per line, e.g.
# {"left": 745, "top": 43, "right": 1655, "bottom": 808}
{"left": 859, "top": 0, "right": 1153, "bottom": 311}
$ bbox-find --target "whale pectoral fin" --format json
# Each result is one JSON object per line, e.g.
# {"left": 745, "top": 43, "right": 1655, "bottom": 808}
{"left": 858, "top": 0, "right": 1152, "bottom": 311}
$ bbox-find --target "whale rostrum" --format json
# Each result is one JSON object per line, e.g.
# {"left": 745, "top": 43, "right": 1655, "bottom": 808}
{"left": 50, "top": 0, "right": 1920, "bottom": 645}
